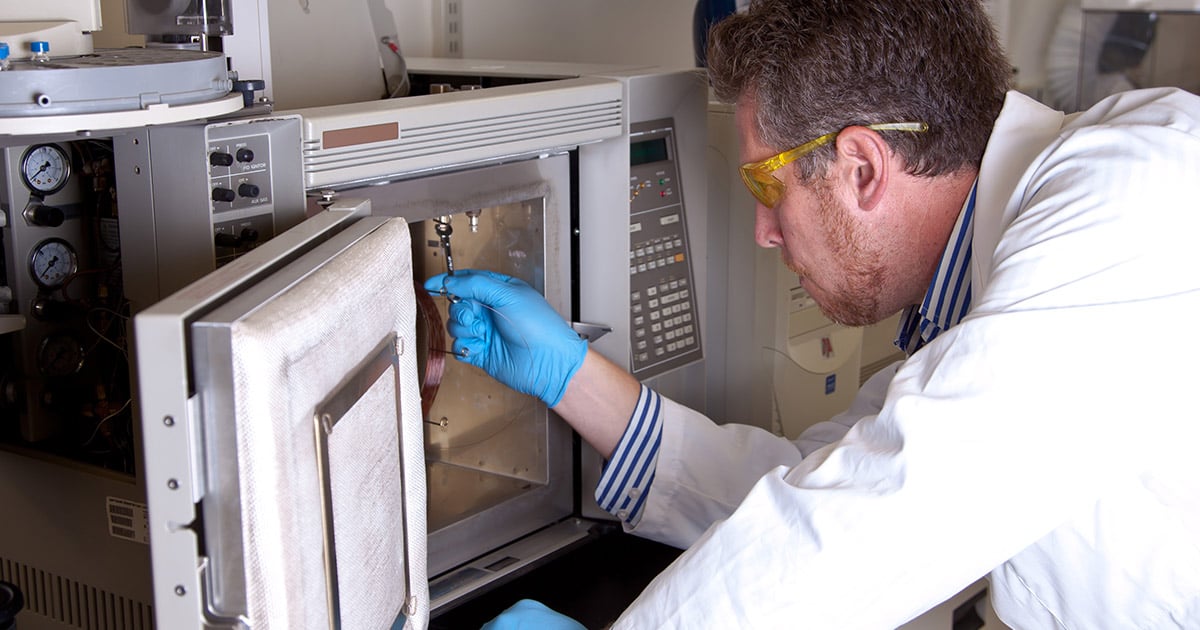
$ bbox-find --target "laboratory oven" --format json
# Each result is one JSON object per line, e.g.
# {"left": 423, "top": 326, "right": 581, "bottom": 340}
{"left": 284, "top": 57, "right": 710, "bottom": 586}
{"left": 0, "top": 35, "right": 707, "bottom": 629}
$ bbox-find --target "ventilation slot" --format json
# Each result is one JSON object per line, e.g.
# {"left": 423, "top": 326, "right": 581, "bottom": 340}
{"left": 302, "top": 100, "right": 623, "bottom": 181}
{"left": 0, "top": 557, "right": 154, "bottom": 630}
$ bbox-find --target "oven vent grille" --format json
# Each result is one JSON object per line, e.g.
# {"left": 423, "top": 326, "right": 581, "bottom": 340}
{"left": 298, "top": 80, "right": 625, "bottom": 189}
{"left": 0, "top": 556, "right": 154, "bottom": 630}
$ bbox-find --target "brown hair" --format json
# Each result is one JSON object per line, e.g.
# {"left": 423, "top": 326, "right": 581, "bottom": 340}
{"left": 707, "top": 0, "right": 1012, "bottom": 180}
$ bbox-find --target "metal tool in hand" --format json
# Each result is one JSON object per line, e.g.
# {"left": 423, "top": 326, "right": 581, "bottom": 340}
{"left": 434, "top": 216, "right": 455, "bottom": 276}
{"left": 433, "top": 216, "right": 461, "bottom": 303}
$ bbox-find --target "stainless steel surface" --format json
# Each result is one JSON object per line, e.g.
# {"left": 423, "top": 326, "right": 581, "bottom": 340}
{"left": 113, "top": 115, "right": 306, "bottom": 307}
{"left": 345, "top": 153, "right": 576, "bottom": 576}
{"left": 571, "top": 321, "right": 613, "bottom": 343}
{"left": 417, "top": 201, "right": 551, "bottom": 530}
{"left": 429, "top": 519, "right": 594, "bottom": 612}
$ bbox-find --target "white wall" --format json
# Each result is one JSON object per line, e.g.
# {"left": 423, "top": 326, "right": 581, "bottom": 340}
{"left": 456, "top": 0, "right": 697, "bottom": 67}
{"left": 388, "top": 0, "right": 436, "bottom": 57}
{"left": 450, "top": 0, "right": 1072, "bottom": 89}
{"left": 92, "top": 0, "right": 1072, "bottom": 88}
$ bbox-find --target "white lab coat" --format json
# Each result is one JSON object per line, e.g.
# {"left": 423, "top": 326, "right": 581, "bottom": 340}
{"left": 613, "top": 88, "right": 1200, "bottom": 629}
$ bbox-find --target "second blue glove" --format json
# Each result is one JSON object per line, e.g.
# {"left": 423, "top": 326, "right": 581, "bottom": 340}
{"left": 424, "top": 269, "right": 587, "bottom": 407}
{"left": 480, "top": 599, "right": 587, "bottom": 630}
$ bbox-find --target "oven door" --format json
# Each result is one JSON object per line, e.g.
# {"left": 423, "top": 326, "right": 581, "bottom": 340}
{"left": 333, "top": 152, "right": 587, "bottom": 610}
{"left": 136, "top": 203, "right": 429, "bottom": 629}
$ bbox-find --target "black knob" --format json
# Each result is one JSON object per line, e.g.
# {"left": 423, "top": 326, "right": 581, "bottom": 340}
{"left": 211, "top": 187, "right": 236, "bottom": 203}
{"left": 232, "top": 79, "right": 267, "bottom": 107}
{"left": 239, "top": 228, "right": 260, "bottom": 244}
{"left": 238, "top": 183, "right": 260, "bottom": 198}
{"left": 0, "top": 580, "right": 24, "bottom": 629}
{"left": 209, "top": 152, "right": 234, "bottom": 167}
{"left": 214, "top": 232, "right": 242, "bottom": 248}
{"left": 27, "top": 204, "right": 64, "bottom": 227}
{"left": 236, "top": 148, "right": 255, "bottom": 163}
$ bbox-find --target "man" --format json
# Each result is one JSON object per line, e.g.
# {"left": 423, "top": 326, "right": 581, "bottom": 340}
{"left": 428, "top": 0, "right": 1200, "bottom": 626}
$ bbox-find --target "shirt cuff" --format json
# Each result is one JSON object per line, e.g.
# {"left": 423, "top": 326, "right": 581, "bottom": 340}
{"left": 594, "top": 385, "right": 662, "bottom": 527}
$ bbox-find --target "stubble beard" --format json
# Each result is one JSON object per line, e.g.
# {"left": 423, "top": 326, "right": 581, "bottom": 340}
{"left": 789, "top": 181, "right": 886, "bottom": 327}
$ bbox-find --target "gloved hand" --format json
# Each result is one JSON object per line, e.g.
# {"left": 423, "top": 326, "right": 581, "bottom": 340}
{"left": 424, "top": 269, "right": 587, "bottom": 407}
{"left": 480, "top": 599, "right": 587, "bottom": 630}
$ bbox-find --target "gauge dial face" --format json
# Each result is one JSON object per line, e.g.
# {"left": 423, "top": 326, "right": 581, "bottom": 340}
{"left": 37, "top": 334, "right": 85, "bottom": 376}
{"left": 20, "top": 143, "right": 70, "bottom": 195}
{"left": 29, "top": 238, "right": 78, "bottom": 289}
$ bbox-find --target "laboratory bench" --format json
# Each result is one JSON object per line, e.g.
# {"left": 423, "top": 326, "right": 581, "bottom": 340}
{"left": 429, "top": 523, "right": 682, "bottom": 629}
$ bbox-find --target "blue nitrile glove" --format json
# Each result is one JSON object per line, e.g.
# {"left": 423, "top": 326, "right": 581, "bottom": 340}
{"left": 423, "top": 269, "right": 587, "bottom": 407}
{"left": 480, "top": 599, "right": 587, "bottom": 630}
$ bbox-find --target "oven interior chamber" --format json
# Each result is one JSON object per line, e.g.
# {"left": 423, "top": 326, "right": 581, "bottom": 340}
{"left": 312, "top": 153, "right": 578, "bottom": 590}
{"left": 415, "top": 201, "right": 552, "bottom": 532}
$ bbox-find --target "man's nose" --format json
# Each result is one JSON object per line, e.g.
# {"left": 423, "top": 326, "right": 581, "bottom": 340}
{"left": 754, "top": 203, "right": 782, "bottom": 249}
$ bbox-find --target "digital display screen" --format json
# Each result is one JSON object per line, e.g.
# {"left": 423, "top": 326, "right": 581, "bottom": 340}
{"left": 630, "top": 138, "right": 669, "bottom": 166}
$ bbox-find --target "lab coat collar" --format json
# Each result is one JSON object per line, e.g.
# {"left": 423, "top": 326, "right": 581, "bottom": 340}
{"left": 972, "top": 92, "right": 1067, "bottom": 290}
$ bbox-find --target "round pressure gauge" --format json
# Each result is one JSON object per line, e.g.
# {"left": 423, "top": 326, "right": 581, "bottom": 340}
{"left": 28, "top": 238, "right": 78, "bottom": 289}
{"left": 37, "top": 334, "right": 85, "bottom": 376}
{"left": 20, "top": 143, "right": 70, "bottom": 196}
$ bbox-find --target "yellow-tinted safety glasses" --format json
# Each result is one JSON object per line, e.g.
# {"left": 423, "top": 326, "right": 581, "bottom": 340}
{"left": 739, "top": 122, "right": 929, "bottom": 208}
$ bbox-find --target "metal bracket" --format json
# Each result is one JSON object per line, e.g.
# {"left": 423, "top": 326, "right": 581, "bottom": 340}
{"left": 571, "top": 321, "right": 612, "bottom": 343}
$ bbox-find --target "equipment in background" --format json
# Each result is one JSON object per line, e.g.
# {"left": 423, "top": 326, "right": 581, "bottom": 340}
{"left": 1045, "top": 0, "right": 1200, "bottom": 112}
{"left": 768, "top": 277, "right": 863, "bottom": 439}
{"left": 0, "top": 3, "right": 262, "bottom": 628}
{"left": 0, "top": 7, "right": 709, "bottom": 622}
{"left": 691, "top": 0, "right": 738, "bottom": 67}
{"left": 704, "top": 101, "right": 863, "bottom": 436}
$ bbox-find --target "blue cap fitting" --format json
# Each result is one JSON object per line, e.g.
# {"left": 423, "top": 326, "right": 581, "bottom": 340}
{"left": 0, "top": 43, "right": 9, "bottom": 59}
{"left": 31, "top": 41, "right": 49, "bottom": 53}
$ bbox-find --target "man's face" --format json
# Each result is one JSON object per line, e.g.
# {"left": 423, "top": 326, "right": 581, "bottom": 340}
{"left": 736, "top": 101, "right": 886, "bottom": 327}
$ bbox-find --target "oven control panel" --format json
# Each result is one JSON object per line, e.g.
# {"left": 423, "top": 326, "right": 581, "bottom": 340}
{"left": 627, "top": 119, "right": 702, "bottom": 379}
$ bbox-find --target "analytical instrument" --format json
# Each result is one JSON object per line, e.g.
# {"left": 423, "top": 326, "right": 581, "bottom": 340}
{"left": 0, "top": 2, "right": 708, "bottom": 628}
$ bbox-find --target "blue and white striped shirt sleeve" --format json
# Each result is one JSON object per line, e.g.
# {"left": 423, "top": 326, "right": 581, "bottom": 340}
{"left": 594, "top": 385, "right": 662, "bottom": 526}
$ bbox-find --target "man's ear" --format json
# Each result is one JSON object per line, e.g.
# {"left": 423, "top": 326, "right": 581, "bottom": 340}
{"left": 833, "top": 126, "right": 890, "bottom": 211}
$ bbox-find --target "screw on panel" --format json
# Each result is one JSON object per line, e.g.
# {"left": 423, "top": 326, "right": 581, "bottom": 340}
{"left": 167, "top": 479, "right": 179, "bottom": 490}
{"left": 163, "top": 415, "right": 175, "bottom": 427}
{"left": 175, "top": 585, "right": 186, "bottom": 596}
